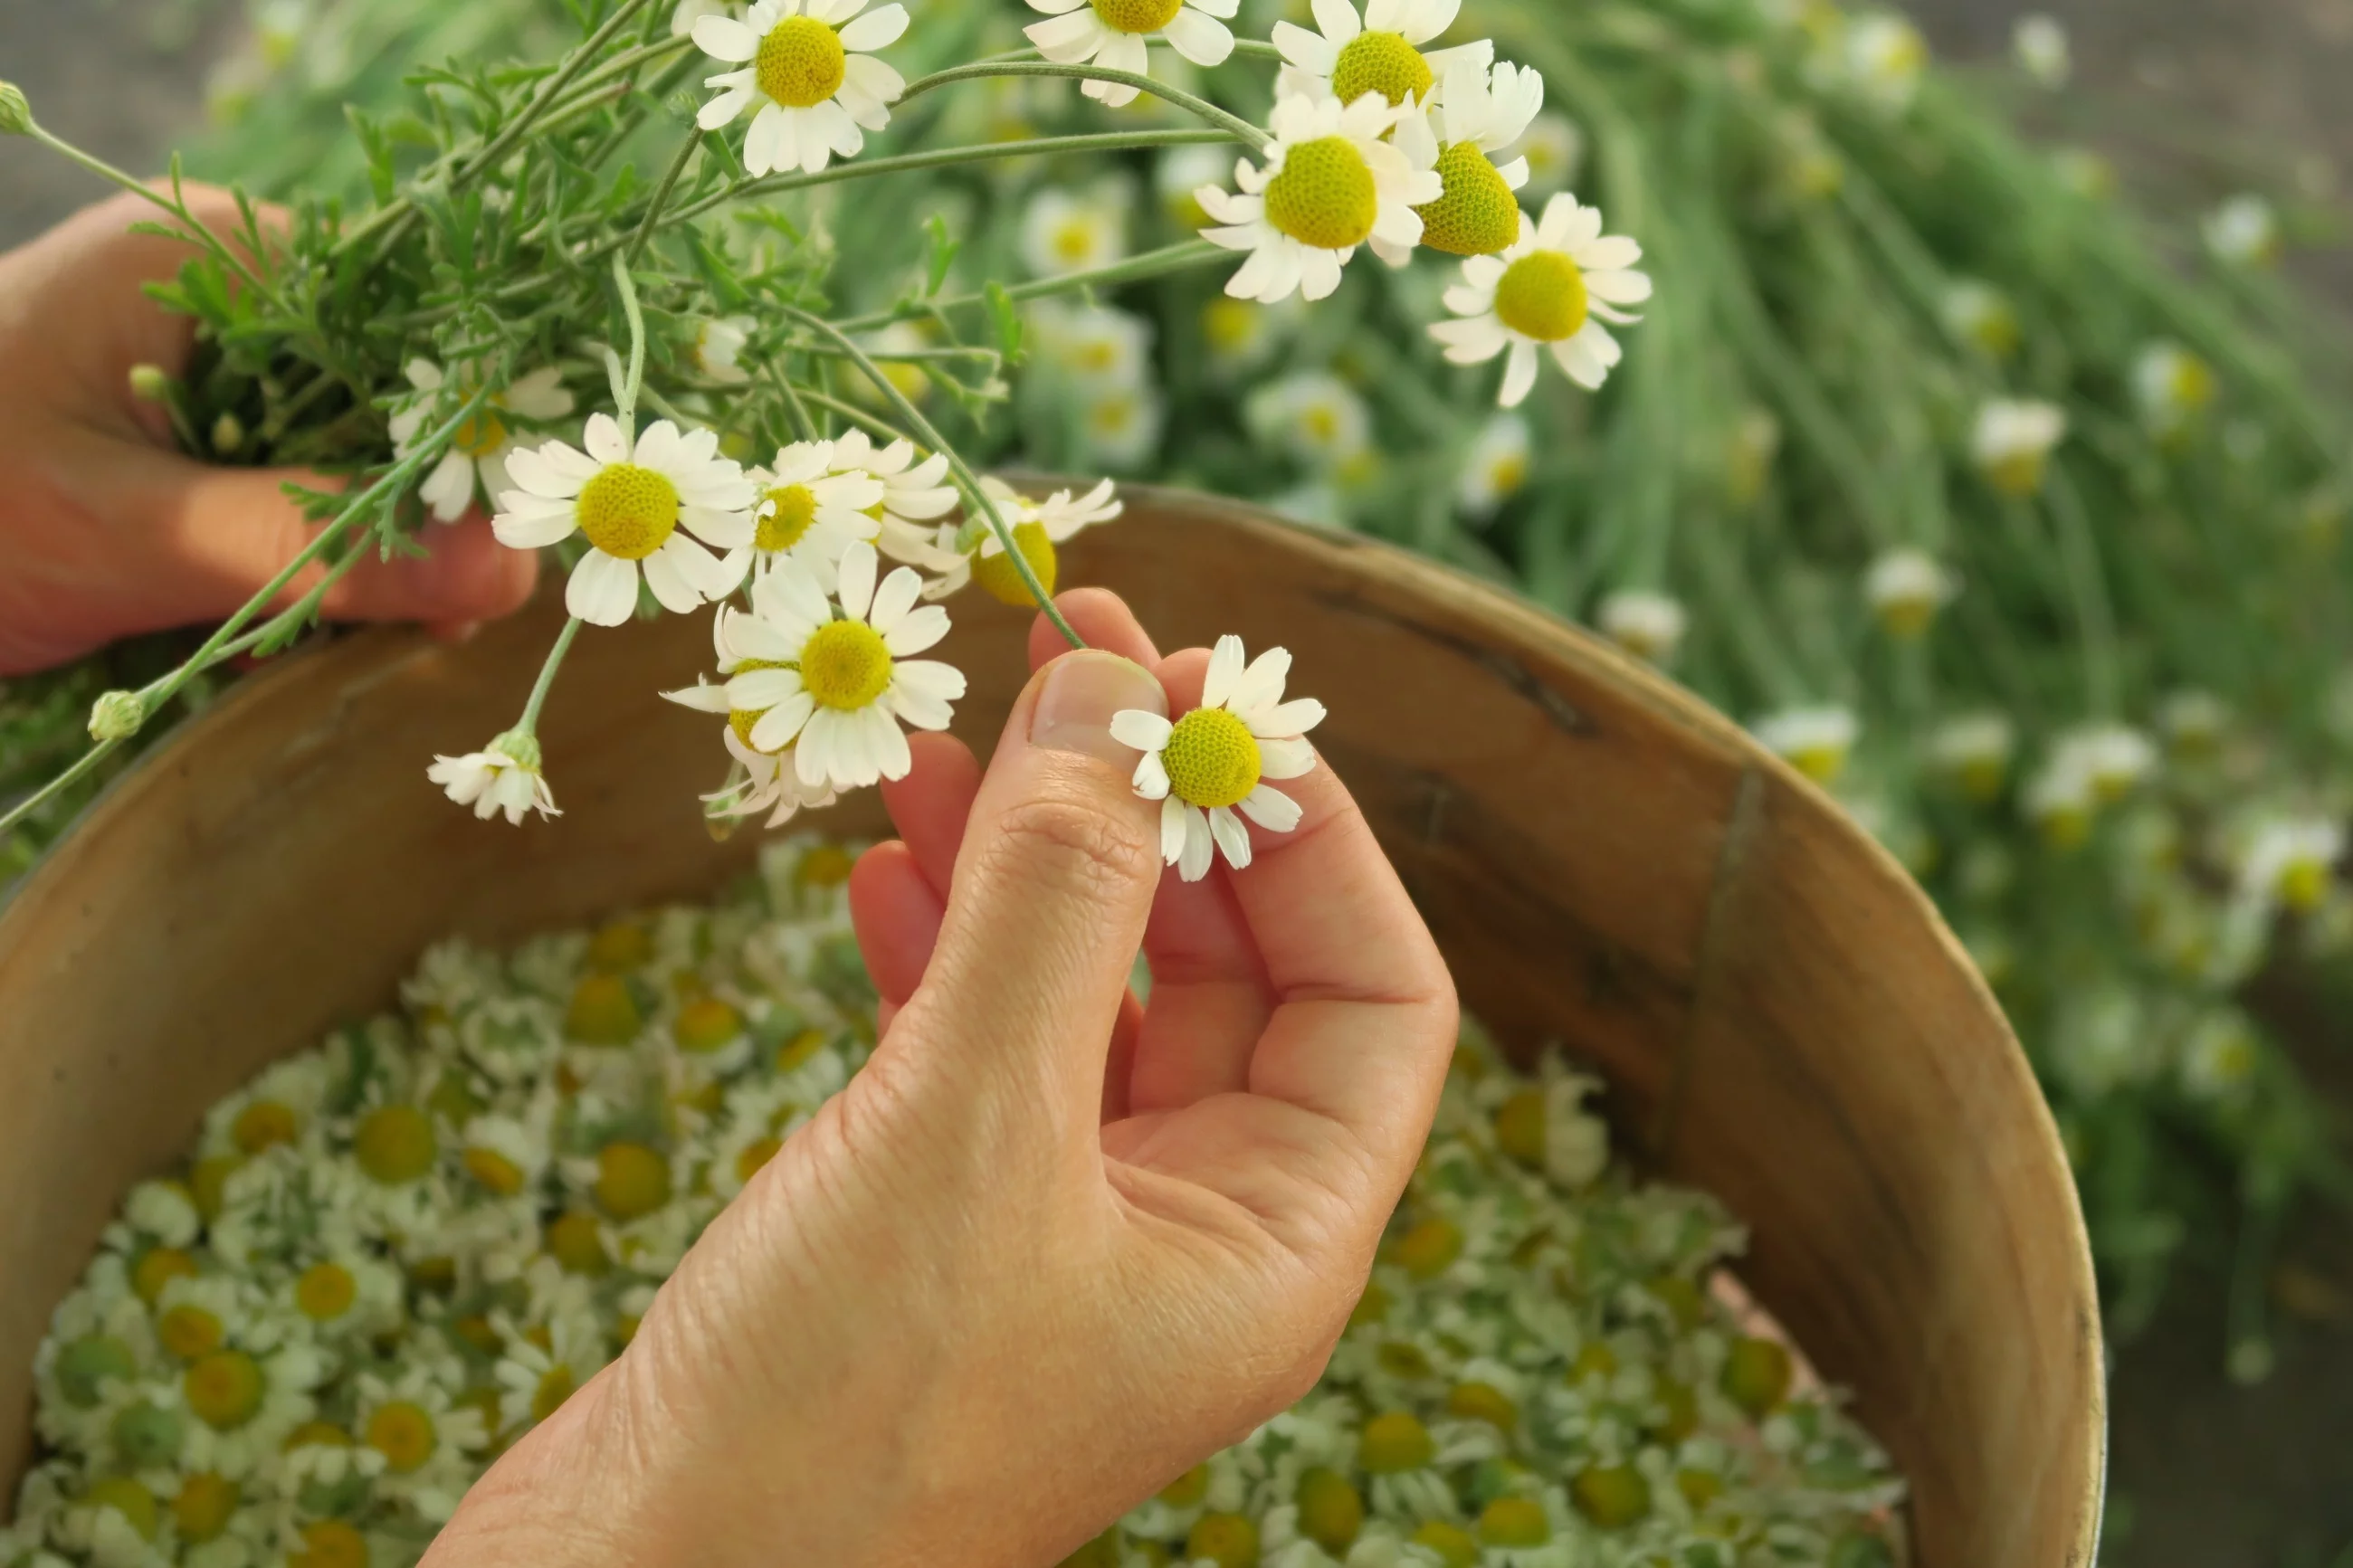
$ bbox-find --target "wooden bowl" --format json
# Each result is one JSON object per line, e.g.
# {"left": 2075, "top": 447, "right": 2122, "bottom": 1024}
{"left": 0, "top": 489, "right": 2103, "bottom": 1564}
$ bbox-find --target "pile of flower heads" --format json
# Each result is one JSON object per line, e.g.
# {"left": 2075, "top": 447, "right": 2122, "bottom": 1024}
{"left": 1, "top": 837, "right": 1902, "bottom": 1568}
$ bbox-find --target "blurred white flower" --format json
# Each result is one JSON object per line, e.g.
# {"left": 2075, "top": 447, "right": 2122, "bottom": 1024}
{"left": 2012, "top": 14, "right": 2070, "bottom": 88}
{"left": 1596, "top": 590, "right": 1686, "bottom": 665}
{"left": 1456, "top": 413, "right": 1530, "bottom": 518}
{"left": 1754, "top": 706, "right": 1858, "bottom": 785}
{"left": 1019, "top": 179, "right": 1133, "bottom": 277}
{"left": 2204, "top": 194, "right": 2280, "bottom": 268}
{"left": 1863, "top": 548, "right": 1958, "bottom": 639}
{"left": 1970, "top": 399, "right": 2067, "bottom": 498}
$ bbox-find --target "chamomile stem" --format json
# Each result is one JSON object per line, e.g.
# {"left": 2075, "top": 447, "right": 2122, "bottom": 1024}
{"left": 782, "top": 307, "right": 1084, "bottom": 650}
{"left": 612, "top": 253, "right": 648, "bottom": 435}
{"left": 0, "top": 740, "right": 122, "bottom": 840}
{"left": 794, "top": 388, "right": 919, "bottom": 446}
{"left": 835, "top": 240, "right": 1226, "bottom": 334}
{"left": 767, "top": 362, "right": 821, "bottom": 444}
{"left": 519, "top": 618, "right": 586, "bottom": 735}
{"left": 626, "top": 128, "right": 703, "bottom": 264}
{"left": 894, "top": 61, "right": 1270, "bottom": 149}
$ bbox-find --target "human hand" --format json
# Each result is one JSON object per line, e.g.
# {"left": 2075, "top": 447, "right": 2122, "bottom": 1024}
{"left": 0, "top": 190, "right": 538, "bottom": 676}
{"left": 428, "top": 588, "right": 1458, "bottom": 1567}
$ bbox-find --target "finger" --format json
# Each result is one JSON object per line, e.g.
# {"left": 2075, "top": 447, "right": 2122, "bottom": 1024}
{"left": 1026, "top": 586, "right": 1161, "bottom": 671}
{"left": 848, "top": 841, "right": 947, "bottom": 1011}
{"left": 1121, "top": 648, "right": 1277, "bottom": 1114}
{"left": 877, "top": 731, "right": 985, "bottom": 898}
{"left": 155, "top": 466, "right": 540, "bottom": 629}
{"left": 884, "top": 650, "right": 1169, "bottom": 1148}
{"left": 1102, "top": 992, "right": 1145, "bottom": 1124}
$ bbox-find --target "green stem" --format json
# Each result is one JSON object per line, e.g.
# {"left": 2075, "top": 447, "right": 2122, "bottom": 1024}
{"left": 836, "top": 239, "right": 1226, "bottom": 333}
{"left": 626, "top": 128, "right": 704, "bottom": 264}
{"left": 782, "top": 307, "right": 1082, "bottom": 649}
{"left": 519, "top": 618, "right": 585, "bottom": 734}
{"left": 2043, "top": 471, "right": 2122, "bottom": 717}
{"left": 794, "top": 388, "right": 919, "bottom": 446}
{"left": 894, "top": 61, "right": 1270, "bottom": 149}
{"left": 611, "top": 252, "right": 647, "bottom": 435}
{"left": 767, "top": 359, "right": 820, "bottom": 445}
{"left": 0, "top": 739, "right": 123, "bottom": 840}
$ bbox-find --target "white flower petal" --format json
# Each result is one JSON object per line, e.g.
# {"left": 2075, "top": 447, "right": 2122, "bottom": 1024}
{"left": 567, "top": 550, "right": 640, "bottom": 626}
{"left": 694, "top": 14, "right": 759, "bottom": 61}
{"left": 881, "top": 603, "right": 950, "bottom": 656}
{"left": 1133, "top": 749, "right": 1172, "bottom": 801}
{"left": 1110, "top": 708, "right": 1175, "bottom": 750}
{"left": 1238, "top": 783, "right": 1304, "bottom": 832}
{"left": 837, "top": 540, "right": 879, "bottom": 621}
{"left": 1202, "top": 634, "right": 1245, "bottom": 709}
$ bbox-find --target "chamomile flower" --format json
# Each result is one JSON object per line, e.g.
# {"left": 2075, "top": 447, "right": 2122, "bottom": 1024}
{"left": 1197, "top": 91, "right": 1443, "bottom": 302}
{"left": 692, "top": 0, "right": 908, "bottom": 176}
{"left": 493, "top": 413, "right": 757, "bottom": 625}
{"left": 1246, "top": 370, "right": 1372, "bottom": 473}
{"left": 1430, "top": 194, "right": 1648, "bottom": 407}
{"left": 2205, "top": 194, "right": 2280, "bottom": 268}
{"left": 1942, "top": 280, "right": 2020, "bottom": 359}
{"left": 1077, "top": 382, "right": 1167, "bottom": 471}
{"left": 427, "top": 732, "right": 559, "bottom": 826}
{"left": 2179, "top": 1010, "right": 2261, "bottom": 1100}
{"left": 723, "top": 439, "right": 887, "bottom": 591}
{"left": 1753, "top": 706, "right": 1858, "bottom": 786}
{"left": 1019, "top": 179, "right": 1133, "bottom": 276}
{"left": 923, "top": 477, "right": 1123, "bottom": 605}
{"left": 1500, "top": 110, "right": 1580, "bottom": 199}
{"left": 492, "top": 1310, "right": 609, "bottom": 1434}
{"left": 354, "top": 1368, "right": 489, "bottom": 1523}
{"left": 691, "top": 316, "right": 755, "bottom": 384}
{"left": 1456, "top": 413, "right": 1530, "bottom": 518}
{"left": 1862, "top": 548, "right": 1958, "bottom": 638}
{"left": 1927, "top": 712, "right": 2016, "bottom": 802}
{"left": 1272, "top": 0, "right": 1494, "bottom": 110}
{"left": 1023, "top": 0, "right": 1238, "bottom": 109}
{"left": 1031, "top": 300, "right": 1156, "bottom": 387}
{"left": 1113, "top": 635, "right": 1324, "bottom": 881}
{"left": 2013, "top": 14, "right": 2070, "bottom": 87}
{"left": 1843, "top": 13, "right": 1927, "bottom": 111}
{"left": 2056, "top": 722, "right": 2158, "bottom": 802}
{"left": 1396, "top": 59, "right": 1545, "bottom": 258}
{"left": 719, "top": 541, "right": 963, "bottom": 790}
{"left": 1596, "top": 590, "right": 1685, "bottom": 664}
{"left": 1970, "top": 399, "right": 2067, "bottom": 498}
{"left": 709, "top": 728, "right": 843, "bottom": 828}
{"left": 821, "top": 430, "right": 959, "bottom": 566}
{"left": 389, "top": 361, "right": 574, "bottom": 524}
{"left": 2133, "top": 341, "right": 2217, "bottom": 438}
{"left": 2237, "top": 817, "right": 2344, "bottom": 913}
{"left": 180, "top": 1343, "right": 324, "bottom": 1479}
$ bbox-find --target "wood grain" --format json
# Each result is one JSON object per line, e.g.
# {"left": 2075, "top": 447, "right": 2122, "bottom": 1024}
{"left": 0, "top": 488, "right": 2104, "bottom": 1563}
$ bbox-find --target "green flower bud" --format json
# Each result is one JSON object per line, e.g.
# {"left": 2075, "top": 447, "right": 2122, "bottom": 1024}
{"left": 0, "top": 83, "right": 32, "bottom": 137}
{"left": 128, "top": 364, "right": 173, "bottom": 403}
{"left": 210, "top": 412, "right": 245, "bottom": 457}
{"left": 89, "top": 690, "right": 148, "bottom": 743}
{"left": 490, "top": 727, "right": 543, "bottom": 771}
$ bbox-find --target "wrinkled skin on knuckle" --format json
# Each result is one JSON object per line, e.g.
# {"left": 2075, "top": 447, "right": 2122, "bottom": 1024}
{"left": 977, "top": 784, "right": 1157, "bottom": 914}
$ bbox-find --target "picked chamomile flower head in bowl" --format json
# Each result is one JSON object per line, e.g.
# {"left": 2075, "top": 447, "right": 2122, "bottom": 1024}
{"left": 0, "top": 0, "right": 2098, "bottom": 1560}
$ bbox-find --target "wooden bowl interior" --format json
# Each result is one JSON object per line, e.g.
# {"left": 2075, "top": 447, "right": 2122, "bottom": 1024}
{"left": 0, "top": 491, "right": 2103, "bottom": 1565}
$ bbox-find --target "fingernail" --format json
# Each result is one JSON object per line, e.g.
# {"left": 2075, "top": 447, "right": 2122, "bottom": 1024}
{"left": 1030, "top": 651, "right": 1164, "bottom": 766}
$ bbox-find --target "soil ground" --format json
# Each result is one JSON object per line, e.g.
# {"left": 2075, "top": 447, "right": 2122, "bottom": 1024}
{"left": 3, "top": 0, "right": 2351, "bottom": 1562}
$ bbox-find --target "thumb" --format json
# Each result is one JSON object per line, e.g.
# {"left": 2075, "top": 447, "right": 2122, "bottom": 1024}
{"left": 886, "top": 649, "right": 1169, "bottom": 1149}
{"left": 161, "top": 464, "right": 539, "bottom": 629}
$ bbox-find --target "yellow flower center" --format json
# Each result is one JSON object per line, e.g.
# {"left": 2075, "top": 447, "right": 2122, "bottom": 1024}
{"left": 1348, "top": 1280, "right": 1390, "bottom": 1328}
{"left": 1415, "top": 143, "right": 1522, "bottom": 257}
{"left": 1089, "top": 0, "right": 1182, "bottom": 32}
{"left": 757, "top": 484, "right": 820, "bottom": 553}
{"left": 173, "top": 1474, "right": 238, "bottom": 1544}
{"left": 1721, "top": 1334, "right": 1793, "bottom": 1417}
{"left": 1053, "top": 218, "right": 1099, "bottom": 264}
{"left": 1263, "top": 137, "right": 1380, "bottom": 252}
{"left": 1446, "top": 1381, "right": 1519, "bottom": 1430}
{"left": 588, "top": 918, "right": 652, "bottom": 971}
{"left": 547, "top": 1211, "right": 612, "bottom": 1276}
{"left": 366, "top": 1401, "right": 438, "bottom": 1474}
{"left": 798, "top": 619, "right": 894, "bottom": 710}
{"left": 1157, "top": 1464, "right": 1209, "bottom": 1506}
{"left": 1652, "top": 1376, "right": 1700, "bottom": 1440}
{"left": 462, "top": 1145, "right": 529, "bottom": 1196}
{"left": 1374, "top": 1340, "right": 1432, "bottom": 1379}
{"left": 454, "top": 408, "right": 509, "bottom": 458}
{"left": 530, "top": 1364, "right": 576, "bottom": 1424}
{"left": 971, "top": 520, "right": 1059, "bottom": 607}
{"left": 296, "top": 1261, "right": 358, "bottom": 1321}
{"left": 776, "top": 1025, "right": 830, "bottom": 1070}
{"left": 1159, "top": 708, "right": 1262, "bottom": 810}
{"left": 798, "top": 842, "right": 858, "bottom": 887}
{"left": 1203, "top": 296, "right": 1259, "bottom": 354}
{"left": 734, "top": 1136, "right": 783, "bottom": 1185}
{"left": 715, "top": 657, "right": 788, "bottom": 753}
{"left": 452, "top": 1315, "right": 502, "bottom": 1355}
{"left": 56, "top": 1335, "right": 139, "bottom": 1408}
{"left": 1389, "top": 1214, "right": 1462, "bottom": 1279}
{"left": 1677, "top": 1467, "right": 1725, "bottom": 1509}
{"left": 1185, "top": 1515, "right": 1259, "bottom": 1568}
{"left": 756, "top": 14, "right": 847, "bottom": 108}
{"left": 133, "top": 1247, "right": 198, "bottom": 1306}
{"left": 1567, "top": 1340, "right": 1618, "bottom": 1384}
{"left": 1358, "top": 1411, "right": 1434, "bottom": 1474}
{"left": 595, "top": 1142, "right": 673, "bottom": 1220}
{"left": 2168, "top": 355, "right": 2215, "bottom": 410}
{"left": 1295, "top": 1468, "right": 1363, "bottom": 1553}
{"left": 1984, "top": 451, "right": 2048, "bottom": 499}
{"left": 574, "top": 462, "right": 681, "bottom": 562}
{"left": 1570, "top": 1464, "right": 1652, "bottom": 1528}
{"left": 283, "top": 1420, "right": 350, "bottom": 1451}
{"left": 674, "top": 997, "right": 746, "bottom": 1052}
{"left": 185, "top": 1350, "right": 265, "bottom": 1430}
{"left": 291, "top": 1519, "right": 369, "bottom": 1568}
{"left": 567, "top": 973, "right": 643, "bottom": 1045}
{"left": 157, "top": 1304, "right": 226, "bottom": 1361}
{"left": 1329, "top": 30, "right": 1432, "bottom": 106}
{"left": 1494, "top": 250, "right": 1589, "bottom": 343}
{"left": 1409, "top": 1522, "right": 1478, "bottom": 1568}
{"left": 1477, "top": 1497, "right": 1551, "bottom": 1548}
{"left": 84, "top": 1478, "right": 159, "bottom": 1542}
{"left": 354, "top": 1105, "right": 437, "bottom": 1184}
{"left": 233, "top": 1098, "right": 300, "bottom": 1154}
{"left": 2282, "top": 858, "right": 2330, "bottom": 913}
{"left": 1493, "top": 1087, "right": 1546, "bottom": 1167}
